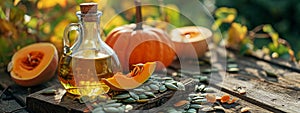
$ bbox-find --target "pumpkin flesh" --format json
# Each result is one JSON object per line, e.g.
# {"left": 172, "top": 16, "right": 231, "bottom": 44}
{"left": 170, "top": 26, "right": 211, "bottom": 58}
{"left": 102, "top": 62, "right": 156, "bottom": 91}
{"left": 10, "top": 43, "right": 58, "bottom": 86}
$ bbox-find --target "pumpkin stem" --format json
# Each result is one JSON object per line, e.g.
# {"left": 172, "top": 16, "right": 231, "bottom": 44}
{"left": 134, "top": 0, "right": 143, "bottom": 30}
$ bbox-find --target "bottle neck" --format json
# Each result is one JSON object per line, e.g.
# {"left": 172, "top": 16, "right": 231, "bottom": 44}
{"left": 81, "top": 19, "right": 100, "bottom": 40}
{"left": 76, "top": 11, "right": 103, "bottom": 50}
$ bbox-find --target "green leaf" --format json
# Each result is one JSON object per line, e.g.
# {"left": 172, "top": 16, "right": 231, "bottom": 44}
{"left": 215, "top": 7, "right": 237, "bottom": 23}
{"left": 240, "top": 43, "right": 253, "bottom": 55}
{"left": 9, "top": 7, "right": 25, "bottom": 24}
{"left": 164, "top": 4, "right": 181, "bottom": 27}
{"left": 263, "top": 24, "right": 278, "bottom": 48}
{"left": 262, "top": 24, "right": 275, "bottom": 33}
{"left": 277, "top": 44, "right": 289, "bottom": 55}
{"left": 270, "top": 33, "right": 279, "bottom": 48}
{"left": 268, "top": 43, "right": 289, "bottom": 57}
{"left": 27, "top": 17, "right": 38, "bottom": 28}
{"left": 212, "top": 19, "right": 222, "bottom": 31}
{"left": 0, "top": 7, "right": 6, "bottom": 19}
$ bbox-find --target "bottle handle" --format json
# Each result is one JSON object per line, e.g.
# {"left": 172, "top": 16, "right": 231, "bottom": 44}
{"left": 63, "top": 23, "right": 82, "bottom": 54}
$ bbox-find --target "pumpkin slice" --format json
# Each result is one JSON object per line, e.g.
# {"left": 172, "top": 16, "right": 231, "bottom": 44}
{"left": 9, "top": 43, "right": 58, "bottom": 87}
{"left": 170, "top": 26, "right": 212, "bottom": 58}
{"left": 102, "top": 62, "right": 156, "bottom": 91}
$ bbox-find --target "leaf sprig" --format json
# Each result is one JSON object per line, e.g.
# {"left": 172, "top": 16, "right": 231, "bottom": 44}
{"left": 213, "top": 7, "right": 296, "bottom": 61}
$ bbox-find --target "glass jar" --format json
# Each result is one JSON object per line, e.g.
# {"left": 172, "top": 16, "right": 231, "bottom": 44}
{"left": 58, "top": 3, "right": 121, "bottom": 97}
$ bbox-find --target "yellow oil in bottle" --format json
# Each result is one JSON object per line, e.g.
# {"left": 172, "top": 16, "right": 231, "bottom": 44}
{"left": 58, "top": 50, "right": 114, "bottom": 96}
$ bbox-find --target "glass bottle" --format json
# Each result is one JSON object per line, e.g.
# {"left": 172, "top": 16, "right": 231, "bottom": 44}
{"left": 58, "top": 3, "right": 121, "bottom": 97}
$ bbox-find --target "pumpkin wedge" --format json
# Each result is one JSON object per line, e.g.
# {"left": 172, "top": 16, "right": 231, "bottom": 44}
{"left": 9, "top": 43, "right": 58, "bottom": 87}
{"left": 170, "top": 26, "right": 211, "bottom": 58}
{"left": 102, "top": 62, "right": 156, "bottom": 91}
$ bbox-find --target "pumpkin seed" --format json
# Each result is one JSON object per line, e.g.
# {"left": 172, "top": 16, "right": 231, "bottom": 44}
{"left": 143, "top": 86, "right": 151, "bottom": 91}
{"left": 187, "top": 108, "right": 197, "bottom": 113}
{"left": 117, "top": 106, "right": 125, "bottom": 113}
{"left": 227, "top": 64, "right": 238, "bottom": 68}
{"left": 144, "top": 92, "right": 156, "bottom": 98}
{"left": 200, "top": 93, "right": 208, "bottom": 97}
{"left": 238, "top": 88, "right": 246, "bottom": 94}
{"left": 241, "top": 107, "right": 251, "bottom": 113}
{"left": 138, "top": 94, "right": 148, "bottom": 99}
{"left": 92, "top": 107, "right": 104, "bottom": 113}
{"left": 198, "top": 61, "right": 205, "bottom": 65}
{"left": 189, "top": 93, "right": 200, "bottom": 97}
{"left": 203, "top": 88, "right": 215, "bottom": 93}
{"left": 149, "top": 84, "right": 159, "bottom": 91}
{"left": 159, "top": 85, "right": 167, "bottom": 93}
{"left": 122, "top": 97, "right": 136, "bottom": 103}
{"left": 137, "top": 99, "right": 149, "bottom": 103}
{"left": 265, "top": 70, "right": 278, "bottom": 78}
{"left": 201, "top": 69, "right": 211, "bottom": 74}
{"left": 176, "top": 82, "right": 185, "bottom": 91}
{"left": 165, "top": 83, "right": 178, "bottom": 90}
{"left": 182, "top": 104, "right": 190, "bottom": 109}
{"left": 211, "top": 67, "right": 219, "bottom": 72}
{"left": 192, "top": 75, "right": 203, "bottom": 79}
{"left": 145, "top": 79, "right": 154, "bottom": 84}
{"left": 197, "top": 84, "right": 206, "bottom": 92}
{"left": 133, "top": 88, "right": 146, "bottom": 92}
{"left": 125, "top": 105, "right": 133, "bottom": 111}
{"left": 201, "top": 106, "right": 214, "bottom": 112}
{"left": 129, "top": 91, "right": 139, "bottom": 100}
{"left": 40, "top": 89, "right": 57, "bottom": 95}
{"left": 194, "top": 85, "right": 199, "bottom": 92}
{"left": 79, "top": 96, "right": 90, "bottom": 103}
{"left": 171, "top": 72, "right": 179, "bottom": 76}
{"left": 227, "top": 58, "right": 236, "bottom": 63}
{"left": 97, "top": 95, "right": 108, "bottom": 101}
{"left": 187, "top": 97, "right": 192, "bottom": 101}
{"left": 227, "top": 67, "right": 239, "bottom": 73}
{"left": 165, "top": 79, "right": 176, "bottom": 84}
{"left": 190, "top": 104, "right": 203, "bottom": 109}
{"left": 103, "top": 107, "right": 120, "bottom": 113}
{"left": 192, "top": 99, "right": 207, "bottom": 104}
{"left": 103, "top": 103, "right": 123, "bottom": 108}
{"left": 91, "top": 102, "right": 100, "bottom": 108}
{"left": 199, "top": 76, "right": 208, "bottom": 83}
{"left": 90, "top": 96, "right": 99, "bottom": 103}
{"left": 106, "top": 100, "right": 118, "bottom": 104}
{"left": 214, "top": 106, "right": 225, "bottom": 111}
{"left": 192, "top": 96, "right": 205, "bottom": 100}
{"left": 150, "top": 76, "right": 162, "bottom": 80}
{"left": 161, "top": 77, "right": 173, "bottom": 80}
{"left": 113, "top": 93, "right": 131, "bottom": 99}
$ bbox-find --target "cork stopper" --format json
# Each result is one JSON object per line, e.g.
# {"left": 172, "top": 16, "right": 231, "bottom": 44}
{"left": 80, "top": 3, "right": 98, "bottom": 14}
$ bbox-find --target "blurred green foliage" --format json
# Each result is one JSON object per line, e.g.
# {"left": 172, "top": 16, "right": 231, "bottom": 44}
{"left": 212, "top": 6, "right": 295, "bottom": 61}
{"left": 215, "top": 0, "right": 300, "bottom": 60}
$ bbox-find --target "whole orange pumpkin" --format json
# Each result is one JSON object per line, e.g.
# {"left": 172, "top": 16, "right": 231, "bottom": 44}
{"left": 105, "top": 0, "right": 175, "bottom": 71}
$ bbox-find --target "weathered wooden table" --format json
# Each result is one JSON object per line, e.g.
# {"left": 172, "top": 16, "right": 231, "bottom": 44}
{"left": 0, "top": 48, "right": 299, "bottom": 113}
